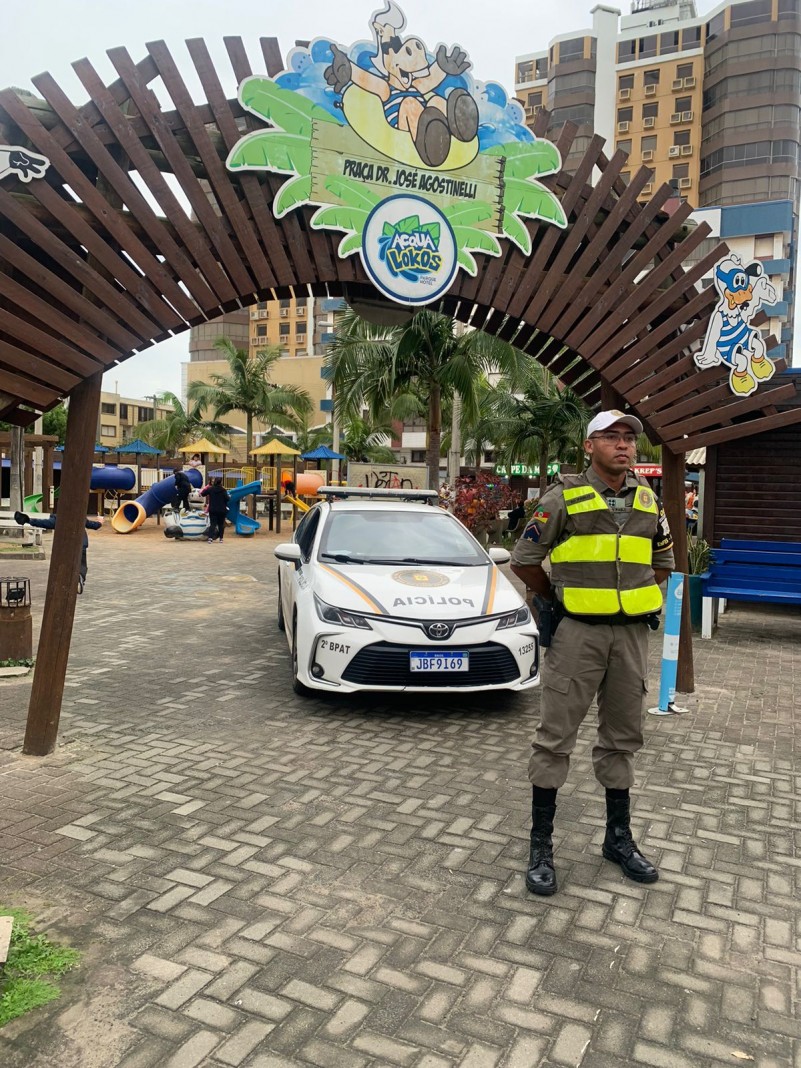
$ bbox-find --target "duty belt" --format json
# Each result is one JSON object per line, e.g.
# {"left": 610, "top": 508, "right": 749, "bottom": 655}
{"left": 562, "top": 610, "right": 660, "bottom": 629}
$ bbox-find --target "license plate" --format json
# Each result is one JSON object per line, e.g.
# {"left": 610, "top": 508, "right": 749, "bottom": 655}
{"left": 409, "top": 651, "right": 469, "bottom": 672}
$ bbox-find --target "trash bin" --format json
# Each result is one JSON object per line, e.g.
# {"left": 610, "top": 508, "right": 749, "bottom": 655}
{"left": 0, "top": 577, "right": 32, "bottom": 660}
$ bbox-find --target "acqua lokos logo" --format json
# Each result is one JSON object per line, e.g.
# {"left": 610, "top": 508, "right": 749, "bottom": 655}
{"left": 382, "top": 218, "right": 442, "bottom": 277}
{"left": 363, "top": 196, "right": 457, "bottom": 304}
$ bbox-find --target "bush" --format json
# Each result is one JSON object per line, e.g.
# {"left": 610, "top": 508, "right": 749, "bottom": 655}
{"left": 687, "top": 536, "right": 711, "bottom": 575}
{"left": 452, "top": 472, "right": 516, "bottom": 531}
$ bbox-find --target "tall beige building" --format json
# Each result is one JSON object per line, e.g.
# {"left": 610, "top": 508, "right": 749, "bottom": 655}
{"left": 184, "top": 296, "right": 345, "bottom": 447}
{"left": 515, "top": 0, "right": 800, "bottom": 364}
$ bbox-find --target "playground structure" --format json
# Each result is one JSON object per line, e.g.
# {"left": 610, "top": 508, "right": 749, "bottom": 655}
{"left": 24, "top": 463, "right": 137, "bottom": 514}
{"left": 281, "top": 470, "right": 325, "bottom": 516}
{"left": 110, "top": 468, "right": 203, "bottom": 533}
{"left": 163, "top": 478, "right": 263, "bottom": 538}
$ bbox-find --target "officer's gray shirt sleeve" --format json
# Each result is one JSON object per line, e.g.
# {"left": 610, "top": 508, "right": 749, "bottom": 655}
{"left": 510, "top": 486, "right": 566, "bottom": 567}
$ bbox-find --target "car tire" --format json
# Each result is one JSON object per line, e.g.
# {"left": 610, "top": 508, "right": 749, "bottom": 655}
{"left": 291, "top": 613, "right": 310, "bottom": 696}
{"left": 277, "top": 571, "right": 286, "bottom": 632}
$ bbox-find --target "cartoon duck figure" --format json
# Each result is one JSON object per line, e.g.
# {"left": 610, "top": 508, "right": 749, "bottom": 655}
{"left": 696, "top": 254, "right": 778, "bottom": 397}
{"left": 324, "top": 1, "right": 479, "bottom": 171}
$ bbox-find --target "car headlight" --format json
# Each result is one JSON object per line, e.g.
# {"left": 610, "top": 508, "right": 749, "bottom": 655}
{"left": 495, "top": 605, "right": 531, "bottom": 630}
{"left": 314, "top": 595, "right": 373, "bottom": 630}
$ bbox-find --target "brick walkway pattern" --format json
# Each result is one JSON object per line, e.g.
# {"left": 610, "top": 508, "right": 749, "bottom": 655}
{"left": 0, "top": 524, "right": 799, "bottom": 1068}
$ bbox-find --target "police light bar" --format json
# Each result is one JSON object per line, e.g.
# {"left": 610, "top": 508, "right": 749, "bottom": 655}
{"left": 317, "top": 487, "right": 439, "bottom": 503}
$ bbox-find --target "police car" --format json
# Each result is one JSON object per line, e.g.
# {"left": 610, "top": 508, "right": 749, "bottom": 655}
{"left": 274, "top": 488, "right": 539, "bottom": 695}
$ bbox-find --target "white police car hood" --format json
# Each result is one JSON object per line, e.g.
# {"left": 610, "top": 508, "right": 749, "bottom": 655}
{"left": 315, "top": 561, "right": 523, "bottom": 620}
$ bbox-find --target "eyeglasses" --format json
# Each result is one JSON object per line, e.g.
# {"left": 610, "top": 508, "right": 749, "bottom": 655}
{"left": 590, "top": 432, "right": 637, "bottom": 445}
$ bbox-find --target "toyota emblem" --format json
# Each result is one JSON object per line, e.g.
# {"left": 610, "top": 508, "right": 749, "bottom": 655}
{"left": 427, "top": 622, "right": 451, "bottom": 640}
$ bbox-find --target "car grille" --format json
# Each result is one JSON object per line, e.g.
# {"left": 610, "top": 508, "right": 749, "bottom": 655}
{"left": 341, "top": 642, "right": 522, "bottom": 687}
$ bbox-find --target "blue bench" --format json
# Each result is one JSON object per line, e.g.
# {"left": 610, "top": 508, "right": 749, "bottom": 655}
{"left": 700, "top": 538, "right": 801, "bottom": 638}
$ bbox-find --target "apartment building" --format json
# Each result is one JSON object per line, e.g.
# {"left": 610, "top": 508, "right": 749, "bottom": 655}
{"left": 184, "top": 296, "right": 347, "bottom": 441}
{"left": 97, "top": 392, "right": 172, "bottom": 448}
{"left": 515, "top": 0, "right": 800, "bottom": 363}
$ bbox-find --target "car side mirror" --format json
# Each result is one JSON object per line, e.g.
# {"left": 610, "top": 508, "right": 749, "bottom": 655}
{"left": 488, "top": 547, "right": 511, "bottom": 564}
{"left": 274, "top": 543, "right": 302, "bottom": 569}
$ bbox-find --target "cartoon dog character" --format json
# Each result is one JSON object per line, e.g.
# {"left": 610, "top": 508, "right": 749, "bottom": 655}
{"left": 0, "top": 146, "right": 49, "bottom": 183}
{"left": 324, "top": 1, "right": 478, "bottom": 169}
{"left": 695, "top": 254, "right": 778, "bottom": 397}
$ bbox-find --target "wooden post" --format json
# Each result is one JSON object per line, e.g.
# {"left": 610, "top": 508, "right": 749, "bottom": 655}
{"left": 276, "top": 458, "right": 282, "bottom": 535}
{"left": 24, "top": 371, "right": 103, "bottom": 756}
{"left": 42, "top": 443, "right": 53, "bottom": 513}
{"left": 661, "top": 446, "right": 694, "bottom": 693}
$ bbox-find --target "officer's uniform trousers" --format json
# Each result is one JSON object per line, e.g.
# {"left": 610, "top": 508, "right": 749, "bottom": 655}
{"left": 529, "top": 615, "right": 649, "bottom": 790}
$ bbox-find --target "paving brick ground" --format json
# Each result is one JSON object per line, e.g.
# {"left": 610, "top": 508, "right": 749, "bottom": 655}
{"left": 0, "top": 521, "right": 799, "bottom": 1067}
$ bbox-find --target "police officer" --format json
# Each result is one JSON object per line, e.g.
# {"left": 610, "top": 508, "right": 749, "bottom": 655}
{"left": 511, "top": 411, "right": 674, "bottom": 896}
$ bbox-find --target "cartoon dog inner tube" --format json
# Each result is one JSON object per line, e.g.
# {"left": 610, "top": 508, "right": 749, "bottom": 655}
{"left": 341, "top": 84, "right": 479, "bottom": 171}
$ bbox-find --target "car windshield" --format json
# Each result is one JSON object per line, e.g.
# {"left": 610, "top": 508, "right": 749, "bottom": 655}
{"left": 318, "top": 509, "right": 488, "bottom": 566}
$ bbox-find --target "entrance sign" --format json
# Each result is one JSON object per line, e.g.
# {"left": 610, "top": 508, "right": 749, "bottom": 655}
{"left": 225, "top": 2, "right": 566, "bottom": 305}
{"left": 695, "top": 254, "right": 779, "bottom": 398}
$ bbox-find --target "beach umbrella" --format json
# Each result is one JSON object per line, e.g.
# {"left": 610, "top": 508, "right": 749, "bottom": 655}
{"left": 177, "top": 438, "right": 226, "bottom": 455}
{"left": 250, "top": 438, "right": 301, "bottom": 456}
{"left": 177, "top": 438, "right": 228, "bottom": 479}
{"left": 251, "top": 439, "right": 301, "bottom": 502}
{"left": 300, "top": 444, "right": 346, "bottom": 461}
{"left": 114, "top": 438, "right": 164, "bottom": 490}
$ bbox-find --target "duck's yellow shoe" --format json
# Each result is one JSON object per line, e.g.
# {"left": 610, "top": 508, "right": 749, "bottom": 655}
{"left": 731, "top": 369, "right": 756, "bottom": 394}
{"left": 751, "top": 356, "right": 775, "bottom": 381}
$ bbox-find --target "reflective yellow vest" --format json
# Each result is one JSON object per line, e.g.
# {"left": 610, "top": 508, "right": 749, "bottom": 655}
{"left": 550, "top": 477, "right": 663, "bottom": 616}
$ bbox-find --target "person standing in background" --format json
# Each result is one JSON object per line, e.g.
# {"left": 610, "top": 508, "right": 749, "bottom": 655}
{"left": 201, "top": 478, "right": 230, "bottom": 542}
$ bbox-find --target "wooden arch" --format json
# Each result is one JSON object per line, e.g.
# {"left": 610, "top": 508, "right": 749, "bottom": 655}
{"left": 2, "top": 36, "right": 799, "bottom": 752}
{"left": 1, "top": 36, "right": 799, "bottom": 447}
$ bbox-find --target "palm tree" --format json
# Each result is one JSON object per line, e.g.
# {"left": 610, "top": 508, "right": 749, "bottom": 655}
{"left": 187, "top": 338, "right": 312, "bottom": 461}
{"left": 135, "top": 391, "right": 232, "bottom": 454}
{"left": 339, "top": 415, "right": 396, "bottom": 463}
{"left": 292, "top": 416, "right": 332, "bottom": 457}
{"left": 486, "top": 366, "right": 590, "bottom": 495}
{"left": 328, "top": 309, "right": 530, "bottom": 488}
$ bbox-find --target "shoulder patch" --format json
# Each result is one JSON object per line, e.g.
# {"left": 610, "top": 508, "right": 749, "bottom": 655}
{"left": 523, "top": 511, "right": 550, "bottom": 542}
{"left": 653, "top": 505, "right": 673, "bottom": 552}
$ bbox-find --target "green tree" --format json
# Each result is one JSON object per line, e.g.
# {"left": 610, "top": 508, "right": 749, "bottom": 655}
{"left": 339, "top": 414, "right": 396, "bottom": 464}
{"left": 42, "top": 404, "right": 67, "bottom": 445}
{"left": 291, "top": 416, "right": 332, "bottom": 457}
{"left": 485, "top": 365, "right": 590, "bottom": 495}
{"left": 187, "top": 338, "right": 312, "bottom": 460}
{"left": 328, "top": 310, "right": 529, "bottom": 488}
{"left": 134, "top": 391, "right": 231, "bottom": 454}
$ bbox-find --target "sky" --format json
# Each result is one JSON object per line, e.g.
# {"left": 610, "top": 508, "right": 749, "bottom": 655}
{"left": 3, "top": 0, "right": 722, "bottom": 400}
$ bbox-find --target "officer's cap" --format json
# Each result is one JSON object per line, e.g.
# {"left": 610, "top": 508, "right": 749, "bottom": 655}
{"left": 586, "top": 410, "right": 643, "bottom": 437}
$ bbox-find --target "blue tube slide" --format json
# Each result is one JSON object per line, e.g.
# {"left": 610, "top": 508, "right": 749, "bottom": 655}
{"left": 226, "top": 480, "right": 262, "bottom": 536}
{"left": 90, "top": 465, "right": 136, "bottom": 492}
{"left": 111, "top": 469, "right": 203, "bottom": 534}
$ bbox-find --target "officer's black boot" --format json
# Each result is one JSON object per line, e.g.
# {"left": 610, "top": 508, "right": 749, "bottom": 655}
{"left": 526, "top": 786, "right": 558, "bottom": 896}
{"left": 602, "top": 789, "right": 658, "bottom": 883}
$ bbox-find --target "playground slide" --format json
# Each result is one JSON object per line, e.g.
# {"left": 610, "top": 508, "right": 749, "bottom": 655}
{"left": 283, "top": 493, "right": 310, "bottom": 514}
{"left": 111, "top": 469, "right": 203, "bottom": 533}
{"left": 24, "top": 465, "right": 136, "bottom": 513}
{"left": 226, "top": 480, "right": 261, "bottom": 536}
